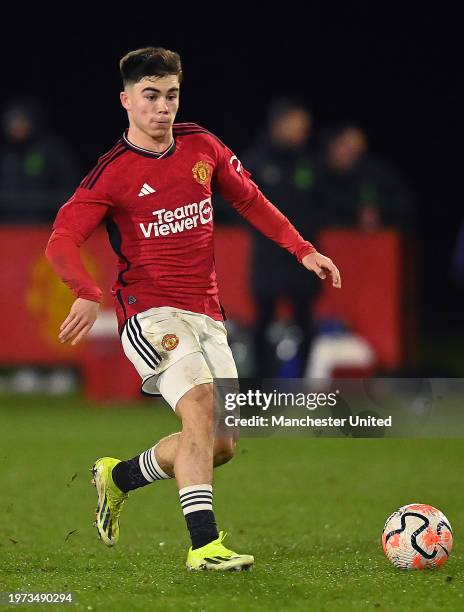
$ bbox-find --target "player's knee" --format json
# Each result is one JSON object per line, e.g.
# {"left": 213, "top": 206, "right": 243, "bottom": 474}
{"left": 177, "top": 383, "right": 215, "bottom": 435}
{"left": 214, "top": 437, "right": 237, "bottom": 466}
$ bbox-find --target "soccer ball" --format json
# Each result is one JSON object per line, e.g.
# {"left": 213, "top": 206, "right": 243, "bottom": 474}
{"left": 381, "top": 503, "right": 453, "bottom": 569}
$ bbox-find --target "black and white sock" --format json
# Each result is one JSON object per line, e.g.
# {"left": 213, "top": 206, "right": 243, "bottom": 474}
{"left": 179, "top": 484, "right": 219, "bottom": 549}
{"left": 112, "top": 445, "right": 171, "bottom": 493}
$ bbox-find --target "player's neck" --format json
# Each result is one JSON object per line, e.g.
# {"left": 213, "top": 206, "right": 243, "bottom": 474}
{"left": 126, "top": 125, "right": 174, "bottom": 154}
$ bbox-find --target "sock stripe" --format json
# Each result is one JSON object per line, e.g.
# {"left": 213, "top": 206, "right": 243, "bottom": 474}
{"left": 180, "top": 497, "right": 213, "bottom": 508}
{"left": 153, "top": 446, "right": 170, "bottom": 478}
{"left": 179, "top": 484, "right": 213, "bottom": 496}
{"left": 146, "top": 448, "right": 168, "bottom": 479}
{"left": 183, "top": 504, "right": 213, "bottom": 515}
{"left": 180, "top": 495, "right": 213, "bottom": 505}
{"left": 112, "top": 446, "right": 172, "bottom": 493}
{"left": 179, "top": 484, "right": 213, "bottom": 516}
{"left": 180, "top": 490, "right": 213, "bottom": 501}
{"left": 141, "top": 451, "right": 157, "bottom": 482}
{"left": 138, "top": 448, "right": 170, "bottom": 483}
{"left": 144, "top": 450, "right": 162, "bottom": 480}
{"left": 180, "top": 497, "right": 213, "bottom": 507}
{"left": 181, "top": 499, "right": 214, "bottom": 511}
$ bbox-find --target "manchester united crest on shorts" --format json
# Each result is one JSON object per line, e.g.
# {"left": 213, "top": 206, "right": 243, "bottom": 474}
{"left": 162, "top": 333, "right": 179, "bottom": 351}
{"left": 192, "top": 161, "right": 211, "bottom": 185}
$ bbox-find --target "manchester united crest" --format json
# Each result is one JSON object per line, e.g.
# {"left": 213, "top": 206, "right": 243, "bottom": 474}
{"left": 162, "top": 333, "right": 179, "bottom": 351}
{"left": 192, "top": 161, "right": 211, "bottom": 185}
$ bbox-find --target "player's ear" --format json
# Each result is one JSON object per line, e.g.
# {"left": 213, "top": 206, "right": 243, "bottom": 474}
{"left": 120, "top": 91, "right": 131, "bottom": 111}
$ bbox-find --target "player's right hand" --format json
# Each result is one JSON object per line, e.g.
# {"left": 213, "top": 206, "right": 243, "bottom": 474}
{"left": 59, "top": 297, "right": 100, "bottom": 346}
{"left": 302, "top": 252, "right": 342, "bottom": 288}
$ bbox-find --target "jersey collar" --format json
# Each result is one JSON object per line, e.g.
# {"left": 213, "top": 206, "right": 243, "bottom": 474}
{"left": 122, "top": 129, "right": 176, "bottom": 159}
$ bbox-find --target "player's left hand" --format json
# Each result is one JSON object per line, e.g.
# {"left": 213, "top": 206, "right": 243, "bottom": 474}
{"left": 302, "top": 252, "right": 342, "bottom": 288}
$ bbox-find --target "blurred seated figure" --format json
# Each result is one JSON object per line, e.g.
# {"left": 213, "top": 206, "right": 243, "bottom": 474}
{"left": 241, "top": 98, "right": 322, "bottom": 378}
{"left": 315, "top": 124, "right": 412, "bottom": 231}
{"left": 305, "top": 319, "right": 376, "bottom": 380}
{"left": 0, "top": 100, "right": 79, "bottom": 223}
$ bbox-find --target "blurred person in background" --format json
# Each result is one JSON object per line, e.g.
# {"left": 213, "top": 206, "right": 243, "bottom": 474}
{"left": 304, "top": 125, "right": 414, "bottom": 380}
{"left": 241, "top": 98, "right": 322, "bottom": 378}
{"left": 315, "top": 124, "right": 411, "bottom": 231}
{"left": 0, "top": 100, "right": 79, "bottom": 222}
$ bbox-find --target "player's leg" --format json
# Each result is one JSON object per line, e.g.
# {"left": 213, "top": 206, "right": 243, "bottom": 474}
{"left": 176, "top": 314, "right": 252, "bottom": 570}
{"left": 110, "top": 344, "right": 237, "bottom": 492}
{"left": 142, "top": 433, "right": 235, "bottom": 476}
{"left": 92, "top": 312, "right": 236, "bottom": 547}
{"left": 134, "top": 319, "right": 250, "bottom": 569}
{"left": 92, "top": 312, "right": 202, "bottom": 546}
{"left": 110, "top": 434, "right": 235, "bottom": 491}
{"left": 171, "top": 375, "right": 253, "bottom": 571}
{"left": 150, "top": 318, "right": 238, "bottom": 474}
{"left": 92, "top": 421, "right": 234, "bottom": 548}
{"left": 145, "top": 348, "right": 228, "bottom": 543}
{"left": 92, "top": 309, "right": 249, "bottom": 566}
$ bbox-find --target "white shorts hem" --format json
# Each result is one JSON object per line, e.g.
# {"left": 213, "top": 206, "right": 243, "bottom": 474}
{"left": 172, "top": 377, "right": 214, "bottom": 411}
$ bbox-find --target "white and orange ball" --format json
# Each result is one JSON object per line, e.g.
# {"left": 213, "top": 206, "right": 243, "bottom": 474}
{"left": 382, "top": 503, "right": 453, "bottom": 569}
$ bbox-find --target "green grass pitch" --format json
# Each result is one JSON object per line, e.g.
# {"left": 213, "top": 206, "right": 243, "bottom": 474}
{"left": 0, "top": 396, "right": 463, "bottom": 611}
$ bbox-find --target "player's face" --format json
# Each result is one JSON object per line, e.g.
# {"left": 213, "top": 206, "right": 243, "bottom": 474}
{"left": 120, "top": 75, "right": 180, "bottom": 139}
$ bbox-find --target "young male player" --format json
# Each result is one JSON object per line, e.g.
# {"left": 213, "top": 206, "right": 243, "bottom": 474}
{"left": 45, "top": 47, "right": 341, "bottom": 571}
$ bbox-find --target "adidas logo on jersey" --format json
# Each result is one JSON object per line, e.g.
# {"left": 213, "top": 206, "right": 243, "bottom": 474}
{"left": 138, "top": 183, "right": 156, "bottom": 197}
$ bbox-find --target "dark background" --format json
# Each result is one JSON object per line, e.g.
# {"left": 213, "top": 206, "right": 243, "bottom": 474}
{"left": 1, "top": 9, "right": 460, "bottom": 338}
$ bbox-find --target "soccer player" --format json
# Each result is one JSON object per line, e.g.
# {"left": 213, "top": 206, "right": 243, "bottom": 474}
{"left": 45, "top": 47, "right": 341, "bottom": 571}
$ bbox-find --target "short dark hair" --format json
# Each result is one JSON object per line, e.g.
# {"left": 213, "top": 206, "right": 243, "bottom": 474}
{"left": 119, "top": 47, "right": 183, "bottom": 86}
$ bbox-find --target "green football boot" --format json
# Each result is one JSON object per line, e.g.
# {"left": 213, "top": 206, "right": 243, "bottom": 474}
{"left": 186, "top": 531, "right": 254, "bottom": 571}
{"left": 91, "top": 457, "right": 128, "bottom": 547}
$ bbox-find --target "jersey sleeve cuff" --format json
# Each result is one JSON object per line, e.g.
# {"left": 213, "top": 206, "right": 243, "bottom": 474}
{"left": 77, "top": 289, "right": 103, "bottom": 303}
{"left": 296, "top": 243, "right": 317, "bottom": 263}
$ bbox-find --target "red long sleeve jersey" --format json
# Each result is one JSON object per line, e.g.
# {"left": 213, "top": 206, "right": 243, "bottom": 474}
{"left": 47, "top": 123, "right": 316, "bottom": 333}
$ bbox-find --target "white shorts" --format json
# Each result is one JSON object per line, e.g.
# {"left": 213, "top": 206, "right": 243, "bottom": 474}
{"left": 121, "top": 306, "right": 238, "bottom": 410}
